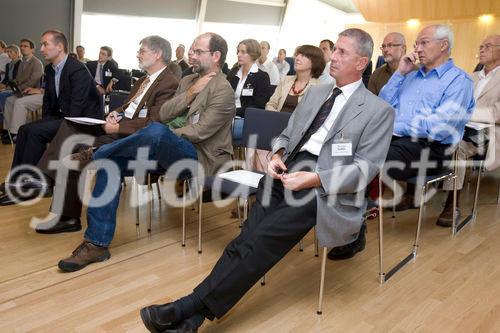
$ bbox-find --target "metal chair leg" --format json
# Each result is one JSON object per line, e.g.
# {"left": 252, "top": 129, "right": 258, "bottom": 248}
{"left": 471, "top": 162, "right": 483, "bottom": 222}
{"left": 135, "top": 178, "right": 140, "bottom": 226}
{"left": 240, "top": 199, "right": 248, "bottom": 228}
{"left": 413, "top": 185, "right": 427, "bottom": 256}
{"left": 299, "top": 240, "right": 304, "bottom": 252}
{"left": 314, "top": 227, "right": 319, "bottom": 257}
{"left": 392, "top": 180, "right": 396, "bottom": 218}
{"left": 236, "top": 198, "right": 242, "bottom": 225}
{"left": 378, "top": 176, "right": 385, "bottom": 284}
{"left": 182, "top": 180, "right": 187, "bottom": 247}
{"left": 317, "top": 247, "right": 328, "bottom": 315}
{"left": 260, "top": 275, "right": 266, "bottom": 286}
{"left": 198, "top": 183, "right": 203, "bottom": 254}
{"left": 156, "top": 181, "right": 162, "bottom": 200}
{"left": 148, "top": 174, "right": 152, "bottom": 232}
{"left": 497, "top": 180, "right": 500, "bottom": 205}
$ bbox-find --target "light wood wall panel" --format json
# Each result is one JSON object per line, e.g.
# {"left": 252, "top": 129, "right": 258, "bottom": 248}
{"left": 347, "top": 18, "right": 500, "bottom": 73}
{"left": 352, "top": 0, "right": 500, "bottom": 22}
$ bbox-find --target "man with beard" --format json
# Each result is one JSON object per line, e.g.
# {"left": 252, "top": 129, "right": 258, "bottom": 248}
{"left": 57, "top": 32, "right": 235, "bottom": 272}
{"left": 368, "top": 32, "right": 410, "bottom": 96}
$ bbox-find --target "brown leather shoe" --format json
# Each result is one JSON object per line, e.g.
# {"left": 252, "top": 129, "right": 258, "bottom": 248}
{"left": 394, "top": 194, "right": 418, "bottom": 211}
{"left": 58, "top": 241, "right": 110, "bottom": 272}
{"left": 436, "top": 206, "right": 461, "bottom": 228}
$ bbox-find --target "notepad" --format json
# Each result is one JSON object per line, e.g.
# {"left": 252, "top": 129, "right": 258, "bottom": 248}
{"left": 65, "top": 117, "right": 106, "bottom": 125}
{"left": 218, "top": 170, "right": 265, "bottom": 188}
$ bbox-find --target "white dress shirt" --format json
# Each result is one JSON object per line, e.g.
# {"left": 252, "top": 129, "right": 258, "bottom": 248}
{"left": 257, "top": 58, "right": 280, "bottom": 85}
{"left": 124, "top": 66, "right": 166, "bottom": 119}
{"left": 302, "top": 79, "right": 363, "bottom": 156}
{"left": 235, "top": 62, "right": 259, "bottom": 109}
{"left": 474, "top": 65, "right": 500, "bottom": 100}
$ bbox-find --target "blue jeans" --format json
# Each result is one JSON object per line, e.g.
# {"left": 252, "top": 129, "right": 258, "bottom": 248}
{"left": 0, "top": 90, "right": 14, "bottom": 121}
{"left": 84, "top": 122, "right": 197, "bottom": 246}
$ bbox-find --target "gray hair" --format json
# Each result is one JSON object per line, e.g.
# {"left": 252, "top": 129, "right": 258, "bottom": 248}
{"left": 433, "top": 24, "right": 454, "bottom": 51}
{"left": 7, "top": 44, "right": 20, "bottom": 55}
{"left": 140, "top": 35, "right": 172, "bottom": 64}
{"left": 339, "top": 28, "right": 374, "bottom": 59}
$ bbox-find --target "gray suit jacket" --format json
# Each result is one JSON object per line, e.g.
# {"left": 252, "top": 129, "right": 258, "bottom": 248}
{"left": 159, "top": 70, "right": 235, "bottom": 176}
{"left": 272, "top": 82, "right": 395, "bottom": 247}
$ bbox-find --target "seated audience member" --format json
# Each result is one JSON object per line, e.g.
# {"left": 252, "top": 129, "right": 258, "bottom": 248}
{"left": 0, "top": 45, "right": 21, "bottom": 86}
{"left": 0, "top": 30, "right": 102, "bottom": 204}
{"left": 318, "top": 39, "right": 335, "bottom": 84}
{"left": 75, "top": 45, "right": 90, "bottom": 63}
{"left": 0, "top": 38, "right": 43, "bottom": 113}
{"left": 368, "top": 32, "right": 409, "bottom": 96}
{"left": 438, "top": 34, "right": 500, "bottom": 226}
{"left": 328, "top": 24, "right": 475, "bottom": 260}
{"left": 0, "top": 41, "right": 10, "bottom": 81}
{"left": 2, "top": 87, "right": 44, "bottom": 144}
{"left": 139, "top": 28, "right": 395, "bottom": 333}
{"left": 31, "top": 35, "right": 179, "bottom": 232}
{"left": 273, "top": 48, "right": 290, "bottom": 78}
{"left": 174, "top": 44, "right": 189, "bottom": 71}
{"left": 361, "top": 60, "right": 372, "bottom": 88}
{"left": 227, "top": 39, "right": 272, "bottom": 117}
{"left": 86, "top": 46, "right": 119, "bottom": 95}
{"left": 57, "top": 32, "right": 235, "bottom": 271}
{"left": 68, "top": 52, "right": 78, "bottom": 60}
{"left": 257, "top": 41, "right": 280, "bottom": 85}
{"left": 246, "top": 45, "right": 325, "bottom": 172}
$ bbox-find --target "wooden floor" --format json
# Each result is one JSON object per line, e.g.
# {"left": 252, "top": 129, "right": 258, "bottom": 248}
{"left": 1, "top": 144, "right": 500, "bottom": 332}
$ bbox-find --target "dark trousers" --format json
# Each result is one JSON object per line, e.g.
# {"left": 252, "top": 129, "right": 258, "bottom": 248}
{"left": 11, "top": 117, "right": 63, "bottom": 171}
{"left": 37, "top": 120, "right": 120, "bottom": 218}
{"left": 385, "top": 136, "right": 451, "bottom": 181}
{"left": 193, "top": 152, "right": 318, "bottom": 319}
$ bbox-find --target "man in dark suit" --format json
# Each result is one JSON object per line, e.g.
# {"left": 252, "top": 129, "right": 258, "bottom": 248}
{"left": 0, "top": 30, "right": 102, "bottom": 205}
{"left": 33, "top": 35, "right": 179, "bottom": 233}
{"left": 139, "top": 28, "right": 395, "bottom": 333}
{"left": 86, "top": 46, "right": 119, "bottom": 95}
{"left": 174, "top": 44, "right": 189, "bottom": 72}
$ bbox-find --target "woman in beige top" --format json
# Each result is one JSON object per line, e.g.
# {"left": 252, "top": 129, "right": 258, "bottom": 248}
{"left": 248, "top": 45, "right": 326, "bottom": 172}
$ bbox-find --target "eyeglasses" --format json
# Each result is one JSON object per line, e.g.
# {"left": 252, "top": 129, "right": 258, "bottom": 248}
{"left": 413, "top": 38, "right": 445, "bottom": 49}
{"left": 188, "top": 49, "right": 212, "bottom": 56}
{"left": 379, "top": 43, "right": 402, "bottom": 50}
{"left": 479, "top": 43, "right": 500, "bottom": 51}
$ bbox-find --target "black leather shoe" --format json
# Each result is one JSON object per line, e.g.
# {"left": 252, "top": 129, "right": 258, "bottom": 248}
{"left": 163, "top": 314, "right": 204, "bottom": 333}
{"left": 327, "top": 222, "right": 366, "bottom": 260}
{"left": 35, "top": 215, "right": 82, "bottom": 234}
{"left": 140, "top": 303, "right": 179, "bottom": 333}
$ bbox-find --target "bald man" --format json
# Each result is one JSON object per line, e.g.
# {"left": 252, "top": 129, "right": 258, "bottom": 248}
{"left": 368, "top": 32, "right": 410, "bottom": 95}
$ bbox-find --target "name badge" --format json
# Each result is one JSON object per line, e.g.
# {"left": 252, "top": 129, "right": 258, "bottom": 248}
{"left": 138, "top": 108, "right": 147, "bottom": 118}
{"left": 192, "top": 113, "right": 200, "bottom": 124}
{"left": 332, "top": 136, "right": 352, "bottom": 156}
{"left": 105, "top": 70, "right": 112, "bottom": 77}
{"left": 242, "top": 88, "right": 254, "bottom": 96}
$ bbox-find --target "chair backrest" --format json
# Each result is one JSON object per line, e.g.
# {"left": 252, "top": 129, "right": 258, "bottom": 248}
{"left": 284, "top": 57, "right": 295, "bottom": 75}
{"left": 241, "top": 108, "right": 291, "bottom": 151}
{"left": 114, "top": 69, "right": 132, "bottom": 91}
{"left": 108, "top": 91, "right": 129, "bottom": 112}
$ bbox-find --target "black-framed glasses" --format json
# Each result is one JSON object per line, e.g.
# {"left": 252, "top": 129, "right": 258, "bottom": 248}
{"left": 188, "top": 49, "right": 212, "bottom": 56}
{"left": 379, "top": 43, "right": 402, "bottom": 50}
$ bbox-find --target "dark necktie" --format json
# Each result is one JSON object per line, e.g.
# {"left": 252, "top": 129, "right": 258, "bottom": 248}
{"left": 287, "top": 87, "right": 342, "bottom": 162}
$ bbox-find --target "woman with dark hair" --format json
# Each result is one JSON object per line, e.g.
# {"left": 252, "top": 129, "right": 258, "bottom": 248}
{"left": 227, "top": 39, "right": 272, "bottom": 117}
{"left": 246, "top": 45, "right": 326, "bottom": 172}
{"left": 265, "top": 45, "right": 325, "bottom": 112}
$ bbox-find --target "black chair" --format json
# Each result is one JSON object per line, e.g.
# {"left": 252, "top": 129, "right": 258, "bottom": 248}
{"left": 284, "top": 56, "right": 295, "bottom": 75}
{"left": 188, "top": 108, "right": 292, "bottom": 253}
{"left": 108, "top": 91, "right": 129, "bottom": 112}
{"left": 113, "top": 69, "right": 132, "bottom": 92}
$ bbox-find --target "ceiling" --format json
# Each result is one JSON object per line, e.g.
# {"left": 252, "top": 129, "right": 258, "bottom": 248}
{"left": 351, "top": 0, "right": 500, "bottom": 22}
{"left": 319, "top": 0, "right": 359, "bottom": 14}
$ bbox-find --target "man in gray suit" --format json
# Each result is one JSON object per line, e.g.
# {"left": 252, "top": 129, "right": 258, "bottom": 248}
{"left": 140, "top": 28, "right": 395, "bottom": 333}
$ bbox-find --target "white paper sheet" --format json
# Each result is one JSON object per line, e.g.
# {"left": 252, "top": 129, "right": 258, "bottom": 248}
{"left": 466, "top": 121, "right": 494, "bottom": 130}
{"left": 218, "top": 170, "right": 265, "bottom": 188}
{"left": 65, "top": 117, "right": 106, "bottom": 125}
